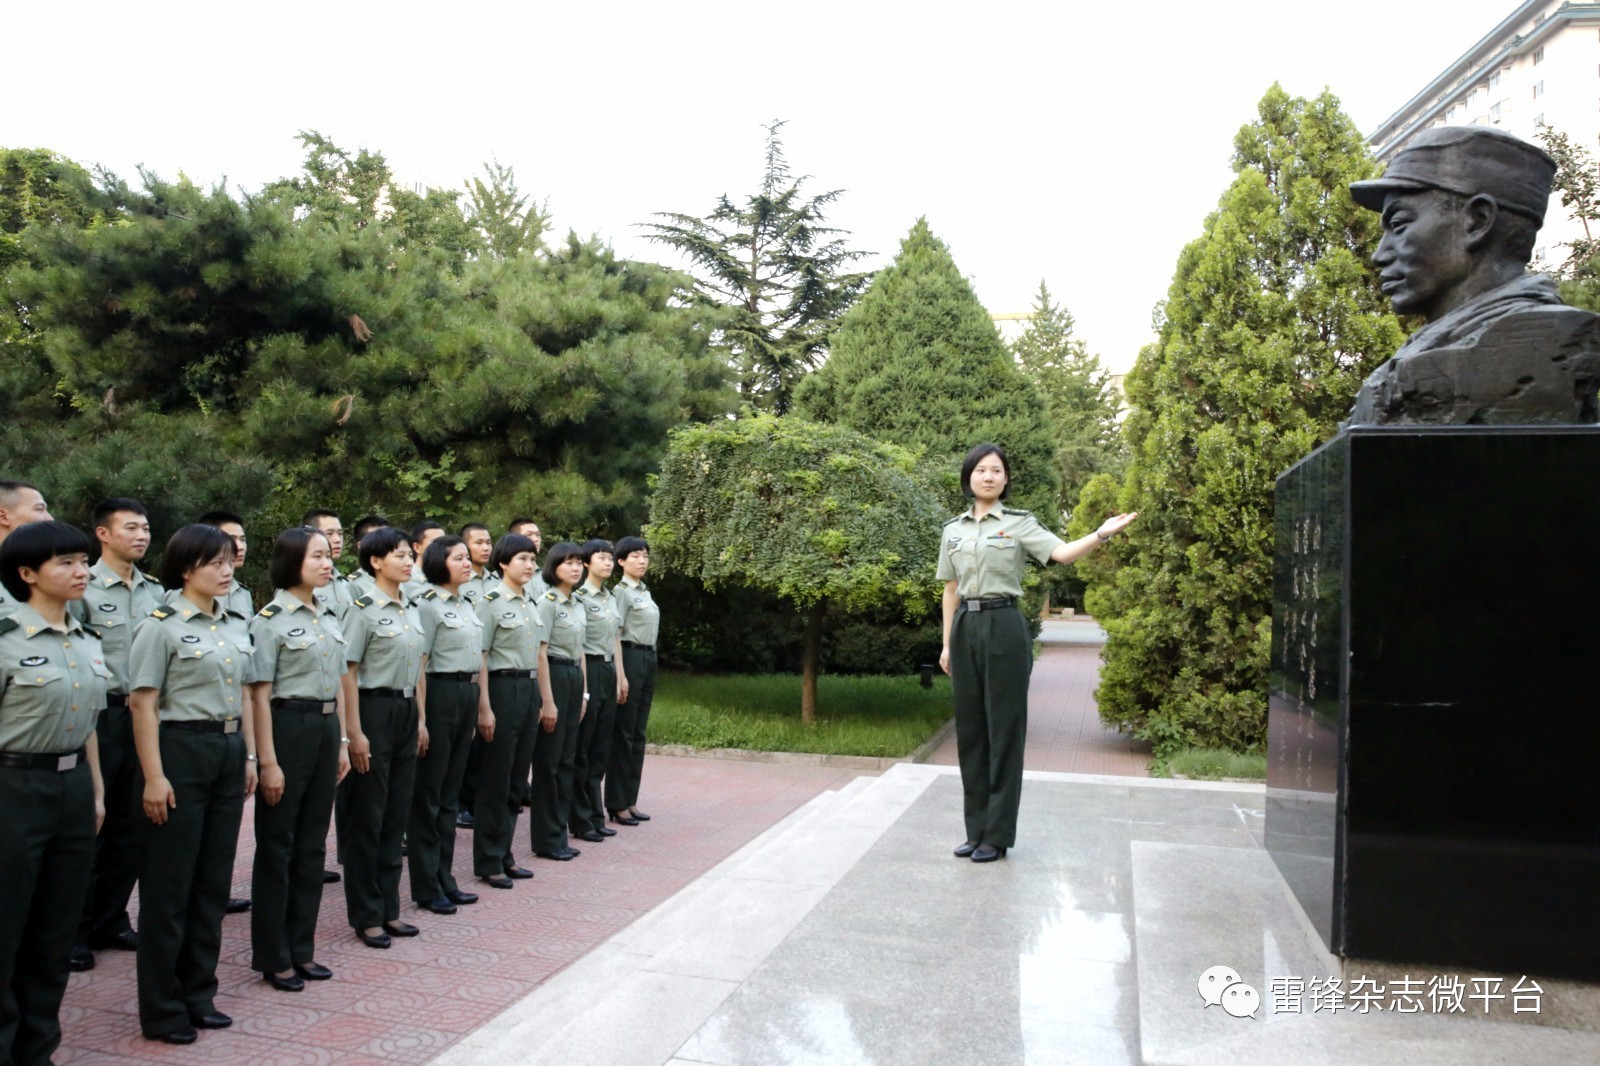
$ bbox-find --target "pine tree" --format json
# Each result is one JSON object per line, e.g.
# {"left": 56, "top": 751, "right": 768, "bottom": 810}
{"left": 643, "top": 121, "right": 871, "bottom": 414}
{"left": 1082, "top": 86, "right": 1406, "bottom": 757}
{"left": 465, "top": 159, "right": 550, "bottom": 259}
{"left": 1010, "top": 281, "right": 1125, "bottom": 519}
{"left": 795, "top": 218, "right": 1059, "bottom": 520}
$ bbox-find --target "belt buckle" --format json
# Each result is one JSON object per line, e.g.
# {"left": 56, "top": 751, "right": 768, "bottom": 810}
{"left": 56, "top": 752, "right": 79, "bottom": 772}
{"left": 223, "top": 718, "right": 240, "bottom": 734}
{"left": 966, "top": 599, "right": 983, "bottom": 612}
{"left": 401, "top": 686, "right": 415, "bottom": 699}
{"left": 322, "top": 701, "right": 337, "bottom": 715}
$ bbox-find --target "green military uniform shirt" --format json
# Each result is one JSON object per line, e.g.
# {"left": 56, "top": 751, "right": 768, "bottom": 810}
{"left": 0, "top": 605, "right": 109, "bottom": 753}
{"left": 418, "top": 586, "right": 486, "bottom": 674}
{"left": 249, "top": 590, "right": 346, "bottom": 702}
{"left": 129, "top": 596, "right": 255, "bottom": 723}
{"left": 536, "top": 589, "right": 585, "bottom": 662}
{"left": 401, "top": 572, "right": 431, "bottom": 603}
{"left": 72, "top": 559, "right": 162, "bottom": 696}
{"left": 614, "top": 576, "right": 660, "bottom": 648}
{"left": 0, "top": 584, "right": 20, "bottom": 621}
{"left": 477, "top": 585, "right": 541, "bottom": 672}
{"left": 574, "top": 581, "right": 619, "bottom": 660}
{"left": 342, "top": 588, "right": 425, "bottom": 690}
{"left": 315, "top": 571, "right": 357, "bottom": 621}
{"left": 460, "top": 570, "right": 494, "bottom": 607}
{"left": 936, "top": 506, "right": 1067, "bottom": 600}
{"left": 165, "top": 582, "right": 252, "bottom": 619}
{"left": 346, "top": 568, "right": 376, "bottom": 599}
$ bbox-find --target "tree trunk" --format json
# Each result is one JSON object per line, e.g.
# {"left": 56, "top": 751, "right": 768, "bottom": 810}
{"left": 800, "top": 599, "right": 825, "bottom": 725}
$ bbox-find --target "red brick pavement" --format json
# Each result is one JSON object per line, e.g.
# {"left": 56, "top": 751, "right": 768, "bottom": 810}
{"left": 55, "top": 757, "right": 864, "bottom": 1065}
{"left": 928, "top": 638, "right": 1151, "bottom": 775}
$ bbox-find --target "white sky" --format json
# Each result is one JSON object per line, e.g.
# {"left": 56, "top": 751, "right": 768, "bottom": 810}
{"left": 8, "top": 0, "right": 1523, "bottom": 372}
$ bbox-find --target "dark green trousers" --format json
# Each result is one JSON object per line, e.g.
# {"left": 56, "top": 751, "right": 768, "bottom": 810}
{"left": 456, "top": 734, "right": 483, "bottom": 813}
{"left": 0, "top": 761, "right": 94, "bottom": 1066}
{"left": 472, "top": 676, "right": 536, "bottom": 877}
{"left": 528, "top": 661, "right": 582, "bottom": 855}
{"left": 410, "top": 678, "right": 478, "bottom": 898}
{"left": 571, "top": 657, "right": 616, "bottom": 834}
{"left": 337, "top": 693, "right": 417, "bottom": 930}
{"left": 553, "top": 661, "right": 583, "bottom": 837}
{"left": 949, "top": 604, "right": 1032, "bottom": 849}
{"left": 606, "top": 645, "right": 656, "bottom": 810}
{"left": 78, "top": 701, "right": 141, "bottom": 945}
{"left": 250, "top": 705, "right": 339, "bottom": 973}
{"left": 136, "top": 729, "right": 245, "bottom": 1037}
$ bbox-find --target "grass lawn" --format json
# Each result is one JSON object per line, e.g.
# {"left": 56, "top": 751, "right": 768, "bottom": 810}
{"left": 1153, "top": 746, "right": 1267, "bottom": 781}
{"left": 648, "top": 671, "right": 953, "bottom": 758}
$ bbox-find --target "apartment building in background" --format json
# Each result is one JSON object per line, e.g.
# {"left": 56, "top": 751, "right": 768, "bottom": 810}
{"left": 1368, "top": 0, "right": 1600, "bottom": 270}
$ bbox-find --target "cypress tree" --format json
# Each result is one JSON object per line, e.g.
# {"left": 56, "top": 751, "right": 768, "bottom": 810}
{"left": 1082, "top": 86, "right": 1405, "bottom": 756}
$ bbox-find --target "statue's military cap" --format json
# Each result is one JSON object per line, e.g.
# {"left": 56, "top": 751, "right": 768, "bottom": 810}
{"left": 1350, "top": 126, "right": 1557, "bottom": 223}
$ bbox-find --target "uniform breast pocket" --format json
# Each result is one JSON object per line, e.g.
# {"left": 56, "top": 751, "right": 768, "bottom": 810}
{"left": 948, "top": 538, "right": 976, "bottom": 577}
{"left": 283, "top": 637, "right": 318, "bottom": 654}
{"left": 95, "top": 614, "right": 127, "bottom": 631}
{"left": 495, "top": 615, "right": 526, "bottom": 632}
{"left": 4, "top": 670, "right": 67, "bottom": 716}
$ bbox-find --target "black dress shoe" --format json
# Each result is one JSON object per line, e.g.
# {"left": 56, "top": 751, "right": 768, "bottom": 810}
{"left": 69, "top": 946, "right": 95, "bottom": 972}
{"left": 970, "top": 844, "right": 1008, "bottom": 863}
{"left": 502, "top": 865, "right": 534, "bottom": 879}
{"left": 445, "top": 889, "right": 478, "bottom": 906}
{"left": 88, "top": 928, "right": 139, "bottom": 951}
{"left": 535, "top": 848, "right": 576, "bottom": 861}
{"left": 190, "top": 1011, "right": 232, "bottom": 1030}
{"left": 482, "top": 874, "right": 514, "bottom": 889}
{"left": 357, "top": 929, "right": 392, "bottom": 949}
{"left": 323, "top": 868, "right": 341, "bottom": 884}
{"left": 456, "top": 810, "right": 475, "bottom": 828}
{"left": 147, "top": 1026, "right": 197, "bottom": 1045}
{"left": 226, "top": 897, "right": 252, "bottom": 914}
{"left": 953, "top": 841, "right": 979, "bottom": 858}
{"left": 576, "top": 829, "right": 605, "bottom": 843}
{"left": 419, "top": 897, "right": 458, "bottom": 915}
{"left": 629, "top": 809, "right": 651, "bottom": 821}
{"left": 383, "top": 920, "right": 420, "bottom": 937}
{"left": 608, "top": 810, "right": 639, "bottom": 826}
{"left": 262, "top": 970, "right": 306, "bottom": 992}
{"left": 596, "top": 825, "right": 617, "bottom": 837}
{"left": 293, "top": 962, "right": 333, "bottom": 981}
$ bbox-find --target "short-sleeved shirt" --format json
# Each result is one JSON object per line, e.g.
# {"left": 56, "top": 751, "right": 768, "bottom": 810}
{"left": 342, "top": 589, "right": 425, "bottom": 691}
{"left": 345, "top": 569, "right": 376, "bottom": 599}
{"left": 418, "top": 586, "right": 485, "bottom": 674}
{"left": 0, "top": 604, "right": 109, "bottom": 752}
{"left": 401, "top": 572, "right": 431, "bottom": 603}
{"left": 249, "top": 590, "right": 346, "bottom": 702}
{"left": 460, "top": 570, "right": 494, "bottom": 607}
{"left": 72, "top": 560, "right": 162, "bottom": 695}
{"left": 165, "top": 582, "right": 253, "bottom": 620}
{"left": 936, "top": 506, "right": 1066, "bottom": 600}
{"left": 0, "top": 585, "right": 20, "bottom": 621}
{"left": 614, "top": 577, "right": 660, "bottom": 649}
{"left": 574, "top": 581, "right": 619, "bottom": 660}
{"left": 536, "top": 589, "right": 585, "bottom": 662}
{"left": 315, "top": 571, "right": 357, "bottom": 620}
{"left": 129, "top": 596, "right": 254, "bottom": 723}
{"left": 477, "top": 584, "right": 541, "bottom": 672}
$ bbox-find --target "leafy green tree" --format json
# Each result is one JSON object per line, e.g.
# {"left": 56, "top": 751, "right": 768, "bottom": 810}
{"left": 465, "top": 159, "right": 550, "bottom": 259}
{"left": 1533, "top": 124, "right": 1600, "bottom": 307}
{"left": 1010, "top": 281, "right": 1125, "bottom": 519}
{"left": 795, "top": 218, "right": 1059, "bottom": 520}
{"left": 1086, "top": 86, "right": 1406, "bottom": 757}
{"left": 644, "top": 121, "right": 871, "bottom": 414}
{"left": 648, "top": 415, "right": 945, "bottom": 722}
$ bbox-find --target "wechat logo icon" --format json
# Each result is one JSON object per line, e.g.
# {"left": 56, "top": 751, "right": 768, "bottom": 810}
{"left": 1198, "top": 964, "right": 1259, "bottom": 1019}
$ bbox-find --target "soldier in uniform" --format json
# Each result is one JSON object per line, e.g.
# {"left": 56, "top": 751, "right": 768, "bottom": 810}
{"left": 338, "top": 527, "right": 425, "bottom": 948}
{"left": 344, "top": 515, "right": 391, "bottom": 600}
{"left": 0, "top": 481, "right": 55, "bottom": 621}
{"left": 508, "top": 518, "right": 546, "bottom": 597}
{"left": 532, "top": 543, "right": 588, "bottom": 862}
{"left": 303, "top": 510, "right": 355, "bottom": 620}
{"left": 409, "top": 536, "right": 490, "bottom": 912}
{"left": 70, "top": 499, "right": 159, "bottom": 973}
{"left": 471, "top": 533, "right": 543, "bottom": 887}
{"left": 607, "top": 536, "right": 658, "bottom": 825}
{"left": 248, "top": 527, "right": 350, "bottom": 991}
{"left": 570, "top": 540, "right": 626, "bottom": 842}
{"left": 0, "top": 520, "right": 107, "bottom": 1066}
{"left": 937, "top": 445, "right": 1135, "bottom": 863}
{"left": 401, "top": 522, "right": 445, "bottom": 602}
{"left": 458, "top": 523, "right": 495, "bottom": 605}
{"left": 129, "top": 524, "right": 258, "bottom": 1043}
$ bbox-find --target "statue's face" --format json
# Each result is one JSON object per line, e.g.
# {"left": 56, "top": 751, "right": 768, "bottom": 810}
{"left": 1374, "top": 189, "right": 1474, "bottom": 321}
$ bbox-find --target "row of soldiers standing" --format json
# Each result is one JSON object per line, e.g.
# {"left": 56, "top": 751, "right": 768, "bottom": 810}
{"left": 0, "top": 481, "right": 661, "bottom": 1058}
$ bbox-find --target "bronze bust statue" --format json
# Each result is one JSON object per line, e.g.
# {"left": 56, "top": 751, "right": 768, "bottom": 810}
{"left": 1347, "top": 126, "right": 1600, "bottom": 425}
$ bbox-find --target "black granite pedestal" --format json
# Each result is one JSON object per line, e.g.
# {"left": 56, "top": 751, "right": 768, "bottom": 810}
{"left": 1266, "top": 425, "right": 1600, "bottom": 981}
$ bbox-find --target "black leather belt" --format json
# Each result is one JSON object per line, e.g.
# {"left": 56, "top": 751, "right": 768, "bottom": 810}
{"left": 0, "top": 746, "right": 86, "bottom": 771}
{"left": 163, "top": 719, "right": 242, "bottom": 734}
{"left": 271, "top": 697, "right": 336, "bottom": 715}
{"left": 428, "top": 671, "right": 476, "bottom": 681}
{"left": 962, "top": 597, "right": 1017, "bottom": 612}
{"left": 106, "top": 692, "right": 129, "bottom": 707}
{"left": 585, "top": 653, "right": 612, "bottom": 663}
{"left": 547, "top": 655, "right": 578, "bottom": 666}
{"left": 488, "top": 668, "right": 535, "bottom": 679}
{"left": 360, "top": 687, "right": 414, "bottom": 699}
{"left": 620, "top": 641, "right": 655, "bottom": 651}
